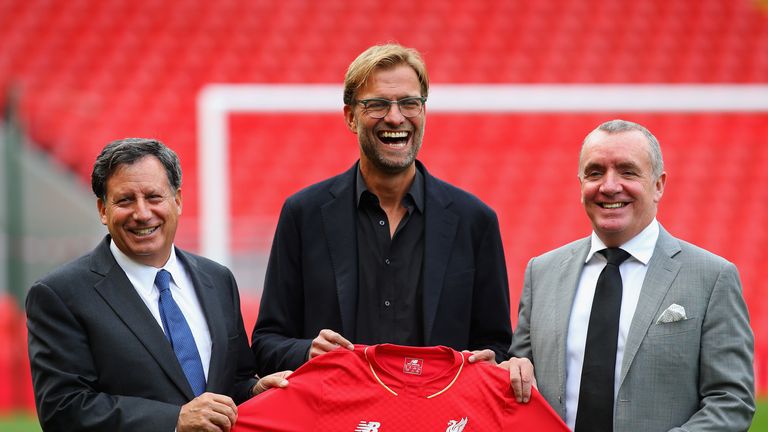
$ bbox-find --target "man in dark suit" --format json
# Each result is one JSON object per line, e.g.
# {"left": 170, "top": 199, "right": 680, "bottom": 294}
{"left": 499, "top": 119, "right": 754, "bottom": 431}
{"left": 27, "top": 138, "right": 289, "bottom": 432}
{"left": 251, "top": 43, "right": 512, "bottom": 376}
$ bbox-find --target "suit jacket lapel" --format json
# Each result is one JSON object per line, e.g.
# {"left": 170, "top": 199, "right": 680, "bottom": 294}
{"left": 554, "top": 239, "right": 591, "bottom": 399}
{"left": 422, "top": 166, "right": 459, "bottom": 344}
{"left": 619, "top": 226, "right": 681, "bottom": 385}
{"left": 90, "top": 237, "right": 195, "bottom": 399}
{"left": 321, "top": 164, "right": 359, "bottom": 338}
{"left": 177, "top": 249, "right": 227, "bottom": 394}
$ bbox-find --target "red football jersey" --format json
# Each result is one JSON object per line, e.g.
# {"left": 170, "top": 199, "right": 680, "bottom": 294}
{"left": 234, "top": 344, "right": 569, "bottom": 431}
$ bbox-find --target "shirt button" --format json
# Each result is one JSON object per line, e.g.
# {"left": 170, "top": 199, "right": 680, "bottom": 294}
{"left": 385, "top": 258, "right": 391, "bottom": 265}
{"left": 379, "top": 220, "right": 385, "bottom": 226}
{"left": 384, "top": 300, "right": 391, "bottom": 307}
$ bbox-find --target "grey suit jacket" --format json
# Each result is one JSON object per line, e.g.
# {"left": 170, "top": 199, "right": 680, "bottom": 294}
{"left": 26, "top": 236, "right": 257, "bottom": 432}
{"left": 510, "top": 226, "right": 754, "bottom": 432}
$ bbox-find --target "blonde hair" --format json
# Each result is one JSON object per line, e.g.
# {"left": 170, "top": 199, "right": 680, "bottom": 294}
{"left": 343, "top": 44, "right": 429, "bottom": 105}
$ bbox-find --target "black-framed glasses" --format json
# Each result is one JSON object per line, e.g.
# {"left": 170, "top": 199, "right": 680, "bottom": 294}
{"left": 355, "top": 97, "right": 426, "bottom": 119}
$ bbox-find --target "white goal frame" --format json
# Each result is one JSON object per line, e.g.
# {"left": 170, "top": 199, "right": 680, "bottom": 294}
{"left": 197, "top": 84, "right": 768, "bottom": 266}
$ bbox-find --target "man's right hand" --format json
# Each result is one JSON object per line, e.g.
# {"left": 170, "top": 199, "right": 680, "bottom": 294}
{"left": 177, "top": 392, "right": 238, "bottom": 432}
{"left": 498, "top": 357, "right": 536, "bottom": 404}
{"left": 308, "top": 329, "right": 354, "bottom": 360}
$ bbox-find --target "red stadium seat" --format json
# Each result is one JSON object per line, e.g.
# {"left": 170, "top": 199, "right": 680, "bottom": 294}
{"left": 1, "top": 0, "right": 767, "bottom": 408}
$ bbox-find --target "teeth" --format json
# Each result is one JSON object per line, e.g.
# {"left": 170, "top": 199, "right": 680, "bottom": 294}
{"left": 380, "top": 131, "right": 408, "bottom": 138}
{"left": 602, "top": 203, "right": 625, "bottom": 209}
{"left": 133, "top": 227, "right": 157, "bottom": 236}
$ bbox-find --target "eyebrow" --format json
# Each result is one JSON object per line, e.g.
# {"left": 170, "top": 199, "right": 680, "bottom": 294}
{"left": 582, "top": 162, "right": 603, "bottom": 173}
{"left": 582, "top": 161, "right": 642, "bottom": 173}
{"left": 615, "top": 161, "right": 642, "bottom": 171}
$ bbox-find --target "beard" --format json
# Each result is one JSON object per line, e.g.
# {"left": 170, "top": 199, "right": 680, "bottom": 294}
{"left": 358, "top": 124, "right": 425, "bottom": 174}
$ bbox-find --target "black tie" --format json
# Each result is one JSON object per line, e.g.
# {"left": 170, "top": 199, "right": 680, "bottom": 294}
{"left": 575, "top": 247, "right": 631, "bottom": 432}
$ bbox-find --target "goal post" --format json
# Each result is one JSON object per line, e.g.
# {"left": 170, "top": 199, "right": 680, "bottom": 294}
{"left": 197, "top": 84, "right": 768, "bottom": 266}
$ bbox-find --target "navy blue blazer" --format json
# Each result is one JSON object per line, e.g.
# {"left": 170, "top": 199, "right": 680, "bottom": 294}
{"left": 252, "top": 161, "right": 512, "bottom": 376}
{"left": 26, "top": 236, "right": 257, "bottom": 432}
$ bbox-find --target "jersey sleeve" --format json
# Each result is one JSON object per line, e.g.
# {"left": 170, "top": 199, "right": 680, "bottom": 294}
{"left": 470, "top": 359, "right": 570, "bottom": 431}
{"left": 503, "top": 388, "right": 571, "bottom": 431}
{"left": 233, "top": 383, "right": 318, "bottom": 432}
{"left": 233, "top": 349, "right": 348, "bottom": 432}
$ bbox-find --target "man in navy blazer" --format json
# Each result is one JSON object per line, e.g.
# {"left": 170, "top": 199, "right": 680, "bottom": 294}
{"left": 251, "top": 44, "right": 512, "bottom": 376}
{"left": 27, "top": 138, "right": 289, "bottom": 432}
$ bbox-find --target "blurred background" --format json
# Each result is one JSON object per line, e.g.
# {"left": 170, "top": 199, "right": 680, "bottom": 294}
{"left": 1, "top": 0, "right": 766, "bottom": 429}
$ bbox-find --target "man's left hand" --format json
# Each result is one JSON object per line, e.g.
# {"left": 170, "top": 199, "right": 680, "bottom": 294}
{"left": 466, "top": 349, "right": 497, "bottom": 364}
{"left": 251, "top": 370, "right": 292, "bottom": 397}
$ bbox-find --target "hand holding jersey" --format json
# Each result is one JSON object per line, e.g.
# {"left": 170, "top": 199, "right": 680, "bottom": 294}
{"left": 308, "top": 329, "right": 355, "bottom": 360}
{"left": 233, "top": 344, "right": 567, "bottom": 432}
{"left": 467, "top": 349, "right": 536, "bottom": 403}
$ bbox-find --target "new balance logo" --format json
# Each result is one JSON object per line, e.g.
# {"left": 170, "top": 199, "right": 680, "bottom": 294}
{"left": 403, "top": 357, "right": 423, "bottom": 375}
{"left": 446, "top": 417, "right": 468, "bottom": 432}
{"left": 354, "top": 421, "right": 381, "bottom": 431}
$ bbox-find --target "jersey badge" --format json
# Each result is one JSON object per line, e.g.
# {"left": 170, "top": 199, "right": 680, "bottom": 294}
{"left": 446, "top": 417, "right": 468, "bottom": 432}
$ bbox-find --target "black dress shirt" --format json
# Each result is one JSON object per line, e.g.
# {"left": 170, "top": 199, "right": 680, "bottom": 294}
{"left": 354, "top": 169, "right": 425, "bottom": 346}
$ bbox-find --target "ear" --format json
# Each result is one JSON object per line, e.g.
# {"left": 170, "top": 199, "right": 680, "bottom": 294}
{"left": 577, "top": 174, "right": 586, "bottom": 205}
{"left": 175, "top": 188, "right": 183, "bottom": 215}
{"left": 343, "top": 105, "right": 358, "bottom": 134}
{"left": 654, "top": 172, "right": 667, "bottom": 203}
{"left": 97, "top": 198, "right": 108, "bottom": 225}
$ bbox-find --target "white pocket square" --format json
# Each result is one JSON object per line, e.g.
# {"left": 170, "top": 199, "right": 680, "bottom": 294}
{"left": 656, "top": 303, "right": 687, "bottom": 324}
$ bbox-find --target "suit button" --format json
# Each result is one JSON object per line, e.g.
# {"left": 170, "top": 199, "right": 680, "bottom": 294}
{"left": 385, "top": 258, "right": 391, "bottom": 265}
{"left": 384, "top": 300, "right": 391, "bottom": 307}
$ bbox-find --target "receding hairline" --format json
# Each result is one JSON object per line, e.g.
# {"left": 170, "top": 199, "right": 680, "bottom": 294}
{"left": 578, "top": 119, "right": 665, "bottom": 179}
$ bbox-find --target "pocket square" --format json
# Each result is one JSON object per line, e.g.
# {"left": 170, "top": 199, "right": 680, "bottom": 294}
{"left": 656, "top": 303, "right": 687, "bottom": 324}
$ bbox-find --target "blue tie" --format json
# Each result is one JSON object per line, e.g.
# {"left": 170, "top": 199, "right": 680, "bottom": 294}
{"left": 155, "top": 269, "right": 206, "bottom": 396}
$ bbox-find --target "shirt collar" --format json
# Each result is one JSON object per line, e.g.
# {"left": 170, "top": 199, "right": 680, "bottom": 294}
{"left": 109, "top": 239, "right": 181, "bottom": 288}
{"left": 355, "top": 165, "right": 425, "bottom": 213}
{"left": 585, "top": 218, "right": 660, "bottom": 265}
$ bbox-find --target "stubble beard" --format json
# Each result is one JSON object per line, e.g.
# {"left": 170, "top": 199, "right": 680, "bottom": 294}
{"left": 359, "top": 126, "right": 424, "bottom": 175}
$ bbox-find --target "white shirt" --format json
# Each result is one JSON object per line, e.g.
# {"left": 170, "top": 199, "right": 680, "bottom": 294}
{"left": 109, "top": 241, "right": 213, "bottom": 379}
{"left": 564, "top": 219, "right": 659, "bottom": 429}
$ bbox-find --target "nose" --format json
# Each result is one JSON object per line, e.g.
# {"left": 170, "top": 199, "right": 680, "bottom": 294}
{"left": 132, "top": 198, "right": 152, "bottom": 220}
{"left": 599, "top": 171, "right": 623, "bottom": 194}
{"left": 383, "top": 102, "right": 405, "bottom": 124}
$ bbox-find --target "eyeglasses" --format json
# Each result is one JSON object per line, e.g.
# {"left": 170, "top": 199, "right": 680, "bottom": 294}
{"left": 355, "top": 97, "right": 426, "bottom": 119}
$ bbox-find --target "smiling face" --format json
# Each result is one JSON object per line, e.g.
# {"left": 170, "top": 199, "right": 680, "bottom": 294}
{"left": 579, "top": 129, "right": 666, "bottom": 247}
{"left": 97, "top": 156, "right": 182, "bottom": 267}
{"left": 344, "top": 64, "right": 426, "bottom": 176}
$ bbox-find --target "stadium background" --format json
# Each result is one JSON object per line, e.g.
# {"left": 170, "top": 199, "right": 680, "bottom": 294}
{"left": 0, "top": 0, "right": 766, "bottom": 428}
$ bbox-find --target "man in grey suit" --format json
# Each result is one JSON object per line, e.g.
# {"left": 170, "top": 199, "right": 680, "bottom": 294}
{"left": 500, "top": 119, "right": 754, "bottom": 431}
{"left": 27, "top": 138, "right": 289, "bottom": 432}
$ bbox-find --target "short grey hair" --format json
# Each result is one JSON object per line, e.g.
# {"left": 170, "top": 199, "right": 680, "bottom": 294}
{"left": 579, "top": 119, "right": 664, "bottom": 179}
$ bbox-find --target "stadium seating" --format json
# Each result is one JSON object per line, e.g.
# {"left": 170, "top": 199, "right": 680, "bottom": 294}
{"left": 1, "top": 0, "right": 767, "bottom": 412}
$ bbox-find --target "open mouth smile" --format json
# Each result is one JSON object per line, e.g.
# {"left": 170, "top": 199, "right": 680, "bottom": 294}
{"left": 600, "top": 202, "right": 627, "bottom": 209}
{"left": 377, "top": 130, "right": 411, "bottom": 147}
{"left": 131, "top": 226, "right": 159, "bottom": 236}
